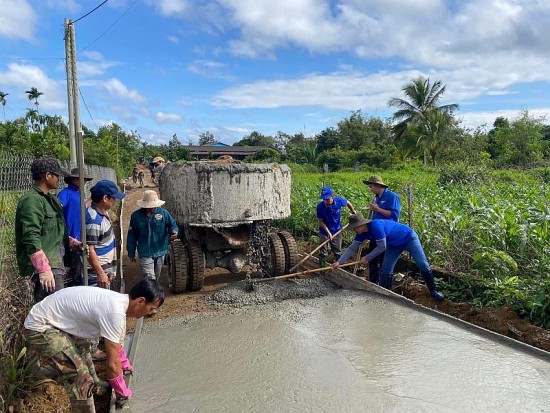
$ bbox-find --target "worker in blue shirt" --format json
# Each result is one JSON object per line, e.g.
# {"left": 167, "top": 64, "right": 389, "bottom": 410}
{"left": 332, "top": 213, "right": 444, "bottom": 302}
{"left": 316, "top": 186, "right": 356, "bottom": 267}
{"left": 58, "top": 167, "right": 93, "bottom": 286}
{"left": 363, "top": 175, "right": 401, "bottom": 284}
{"left": 127, "top": 190, "right": 178, "bottom": 282}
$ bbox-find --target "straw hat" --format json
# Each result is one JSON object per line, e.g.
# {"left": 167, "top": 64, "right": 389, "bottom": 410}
{"left": 152, "top": 156, "right": 166, "bottom": 164}
{"left": 362, "top": 175, "right": 388, "bottom": 188}
{"left": 137, "top": 190, "right": 165, "bottom": 208}
{"left": 347, "top": 212, "right": 371, "bottom": 230}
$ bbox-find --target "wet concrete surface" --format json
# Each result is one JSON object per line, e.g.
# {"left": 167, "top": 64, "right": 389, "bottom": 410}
{"left": 130, "top": 280, "right": 550, "bottom": 412}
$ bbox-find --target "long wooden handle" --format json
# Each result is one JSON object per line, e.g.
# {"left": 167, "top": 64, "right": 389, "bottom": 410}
{"left": 288, "top": 224, "right": 349, "bottom": 273}
{"left": 252, "top": 260, "right": 362, "bottom": 284}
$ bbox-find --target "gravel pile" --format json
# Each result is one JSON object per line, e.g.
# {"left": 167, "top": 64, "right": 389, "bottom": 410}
{"left": 208, "top": 275, "right": 340, "bottom": 309}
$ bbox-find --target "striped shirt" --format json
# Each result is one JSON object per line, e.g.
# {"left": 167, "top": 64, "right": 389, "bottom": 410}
{"left": 85, "top": 204, "right": 117, "bottom": 284}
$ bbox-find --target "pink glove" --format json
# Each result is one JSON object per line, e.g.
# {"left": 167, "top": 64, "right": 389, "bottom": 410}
{"left": 119, "top": 347, "right": 133, "bottom": 372}
{"left": 30, "top": 250, "right": 55, "bottom": 291}
{"left": 30, "top": 250, "right": 51, "bottom": 273}
{"left": 69, "top": 236, "right": 83, "bottom": 251}
{"left": 108, "top": 373, "right": 132, "bottom": 398}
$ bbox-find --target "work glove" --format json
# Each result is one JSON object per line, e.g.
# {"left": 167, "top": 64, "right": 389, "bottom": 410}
{"left": 119, "top": 347, "right": 133, "bottom": 374}
{"left": 69, "top": 236, "right": 83, "bottom": 251}
{"left": 108, "top": 373, "right": 132, "bottom": 398}
{"left": 30, "top": 250, "right": 55, "bottom": 291}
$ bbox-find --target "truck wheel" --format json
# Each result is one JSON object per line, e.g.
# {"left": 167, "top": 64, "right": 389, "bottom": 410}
{"left": 168, "top": 240, "right": 188, "bottom": 294}
{"left": 186, "top": 241, "right": 205, "bottom": 291}
{"left": 277, "top": 231, "right": 298, "bottom": 274}
{"left": 268, "top": 232, "right": 286, "bottom": 277}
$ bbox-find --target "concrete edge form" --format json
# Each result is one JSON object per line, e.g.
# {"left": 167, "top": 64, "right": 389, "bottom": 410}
{"left": 323, "top": 259, "right": 550, "bottom": 362}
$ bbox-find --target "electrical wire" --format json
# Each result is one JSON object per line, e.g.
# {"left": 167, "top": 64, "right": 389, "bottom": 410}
{"left": 79, "top": 86, "right": 100, "bottom": 131}
{"left": 78, "top": 0, "right": 139, "bottom": 53}
{"left": 72, "top": 0, "right": 110, "bottom": 24}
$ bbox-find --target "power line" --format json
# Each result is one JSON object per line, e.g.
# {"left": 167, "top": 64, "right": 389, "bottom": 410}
{"left": 78, "top": 0, "right": 139, "bottom": 53}
{"left": 79, "top": 86, "right": 100, "bottom": 131}
{"left": 72, "top": 0, "right": 110, "bottom": 24}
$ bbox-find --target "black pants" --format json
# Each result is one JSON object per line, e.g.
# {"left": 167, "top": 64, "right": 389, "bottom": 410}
{"left": 366, "top": 241, "right": 384, "bottom": 284}
{"left": 32, "top": 269, "right": 64, "bottom": 303}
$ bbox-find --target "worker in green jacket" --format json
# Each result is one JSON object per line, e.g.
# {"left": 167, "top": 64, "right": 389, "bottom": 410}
{"left": 15, "top": 158, "right": 73, "bottom": 302}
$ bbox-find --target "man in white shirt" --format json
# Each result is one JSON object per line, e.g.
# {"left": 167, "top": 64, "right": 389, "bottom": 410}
{"left": 23, "top": 278, "right": 164, "bottom": 412}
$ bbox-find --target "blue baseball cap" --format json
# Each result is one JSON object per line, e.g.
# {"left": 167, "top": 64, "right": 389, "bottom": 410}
{"left": 90, "top": 180, "right": 126, "bottom": 200}
{"left": 319, "top": 186, "right": 334, "bottom": 200}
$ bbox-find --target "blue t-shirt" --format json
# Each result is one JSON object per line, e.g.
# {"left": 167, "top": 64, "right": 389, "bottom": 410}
{"left": 58, "top": 183, "right": 83, "bottom": 240}
{"left": 317, "top": 196, "right": 348, "bottom": 236}
{"left": 355, "top": 220, "right": 414, "bottom": 247}
{"left": 372, "top": 188, "right": 401, "bottom": 221}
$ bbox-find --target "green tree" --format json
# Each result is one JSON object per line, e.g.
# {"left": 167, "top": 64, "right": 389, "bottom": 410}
{"left": 316, "top": 127, "right": 339, "bottom": 153}
{"left": 198, "top": 131, "right": 216, "bottom": 146}
{"left": 234, "top": 131, "right": 274, "bottom": 147}
{"left": 412, "top": 108, "right": 456, "bottom": 166}
{"left": 25, "top": 87, "right": 43, "bottom": 115}
{"left": 0, "top": 91, "right": 8, "bottom": 121}
{"left": 388, "top": 76, "right": 458, "bottom": 145}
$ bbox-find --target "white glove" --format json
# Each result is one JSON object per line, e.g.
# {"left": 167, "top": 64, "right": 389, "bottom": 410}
{"left": 39, "top": 270, "right": 55, "bottom": 292}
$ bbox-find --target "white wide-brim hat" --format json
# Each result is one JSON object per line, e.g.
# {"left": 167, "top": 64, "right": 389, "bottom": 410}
{"left": 137, "top": 190, "right": 165, "bottom": 208}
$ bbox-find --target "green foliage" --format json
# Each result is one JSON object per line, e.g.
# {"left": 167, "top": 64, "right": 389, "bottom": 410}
{"left": 0, "top": 333, "right": 50, "bottom": 411}
{"left": 438, "top": 162, "right": 488, "bottom": 185}
{"left": 245, "top": 147, "right": 282, "bottom": 163}
{"left": 277, "top": 166, "right": 550, "bottom": 327}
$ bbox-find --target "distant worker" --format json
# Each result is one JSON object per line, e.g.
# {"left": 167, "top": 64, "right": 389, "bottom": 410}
{"left": 85, "top": 180, "right": 126, "bottom": 287}
{"left": 138, "top": 170, "right": 144, "bottom": 187}
{"left": 58, "top": 167, "right": 93, "bottom": 286}
{"left": 132, "top": 166, "right": 139, "bottom": 184}
{"left": 316, "top": 186, "right": 356, "bottom": 267}
{"left": 152, "top": 156, "right": 166, "bottom": 185}
{"left": 332, "top": 213, "right": 444, "bottom": 302}
{"left": 127, "top": 190, "right": 178, "bottom": 281}
{"left": 23, "top": 278, "right": 165, "bottom": 412}
{"left": 15, "top": 158, "right": 72, "bottom": 302}
{"left": 363, "top": 175, "right": 401, "bottom": 284}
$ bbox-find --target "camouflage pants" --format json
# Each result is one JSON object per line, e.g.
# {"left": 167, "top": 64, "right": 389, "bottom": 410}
{"left": 23, "top": 328, "right": 96, "bottom": 400}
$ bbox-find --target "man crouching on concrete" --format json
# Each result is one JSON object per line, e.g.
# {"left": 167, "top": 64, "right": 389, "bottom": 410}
{"left": 23, "top": 278, "right": 164, "bottom": 412}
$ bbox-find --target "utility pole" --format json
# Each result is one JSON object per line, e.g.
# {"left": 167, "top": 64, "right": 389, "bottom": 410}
{"left": 64, "top": 18, "right": 89, "bottom": 286}
{"left": 64, "top": 19, "right": 76, "bottom": 165}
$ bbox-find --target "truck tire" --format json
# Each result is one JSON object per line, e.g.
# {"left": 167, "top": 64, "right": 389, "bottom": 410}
{"left": 168, "top": 240, "right": 188, "bottom": 294}
{"left": 268, "top": 232, "right": 286, "bottom": 277}
{"left": 186, "top": 241, "right": 205, "bottom": 291}
{"left": 277, "top": 230, "right": 298, "bottom": 274}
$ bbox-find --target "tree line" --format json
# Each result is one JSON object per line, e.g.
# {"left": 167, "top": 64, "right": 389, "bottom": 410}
{"left": 1, "top": 76, "right": 550, "bottom": 178}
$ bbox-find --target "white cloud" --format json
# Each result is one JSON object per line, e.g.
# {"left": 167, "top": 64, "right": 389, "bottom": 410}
{"left": 155, "top": 112, "right": 183, "bottom": 124}
{"left": 100, "top": 78, "right": 147, "bottom": 104}
{"left": 0, "top": 0, "right": 37, "bottom": 40}
{"left": 167, "top": 35, "right": 179, "bottom": 45}
{"left": 109, "top": 105, "right": 137, "bottom": 124}
{"left": 78, "top": 51, "right": 118, "bottom": 78}
{"left": 0, "top": 63, "right": 65, "bottom": 110}
{"left": 45, "top": 0, "right": 80, "bottom": 13}
{"left": 146, "top": 0, "right": 191, "bottom": 17}
{"left": 459, "top": 108, "right": 550, "bottom": 131}
{"left": 187, "top": 60, "right": 233, "bottom": 80}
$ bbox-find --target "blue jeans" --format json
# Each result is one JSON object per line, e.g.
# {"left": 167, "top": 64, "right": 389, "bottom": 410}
{"left": 380, "top": 233, "right": 430, "bottom": 288}
{"left": 139, "top": 256, "right": 164, "bottom": 279}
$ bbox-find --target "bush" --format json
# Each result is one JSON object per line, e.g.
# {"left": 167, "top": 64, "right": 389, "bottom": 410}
{"left": 438, "top": 162, "right": 489, "bottom": 185}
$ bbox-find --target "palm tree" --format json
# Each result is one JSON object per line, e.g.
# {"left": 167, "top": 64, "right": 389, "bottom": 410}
{"left": 413, "top": 108, "right": 455, "bottom": 165}
{"left": 0, "top": 91, "right": 7, "bottom": 121}
{"left": 25, "top": 87, "right": 44, "bottom": 113}
{"left": 388, "top": 76, "right": 458, "bottom": 145}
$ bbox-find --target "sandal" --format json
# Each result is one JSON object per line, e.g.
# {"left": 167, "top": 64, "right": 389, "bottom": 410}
{"left": 91, "top": 348, "right": 107, "bottom": 361}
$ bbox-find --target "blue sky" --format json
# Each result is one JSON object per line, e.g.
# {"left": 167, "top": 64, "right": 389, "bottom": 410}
{"left": 1, "top": 0, "right": 549, "bottom": 145}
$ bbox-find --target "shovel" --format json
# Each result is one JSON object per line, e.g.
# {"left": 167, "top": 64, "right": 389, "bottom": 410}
{"left": 249, "top": 260, "right": 362, "bottom": 285}
{"left": 288, "top": 224, "right": 349, "bottom": 273}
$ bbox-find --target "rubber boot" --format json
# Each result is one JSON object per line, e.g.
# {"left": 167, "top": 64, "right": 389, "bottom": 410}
{"left": 421, "top": 270, "right": 444, "bottom": 302}
{"left": 380, "top": 273, "right": 393, "bottom": 290}
{"left": 70, "top": 397, "right": 96, "bottom": 413}
{"left": 368, "top": 263, "right": 380, "bottom": 284}
{"left": 319, "top": 257, "right": 327, "bottom": 268}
